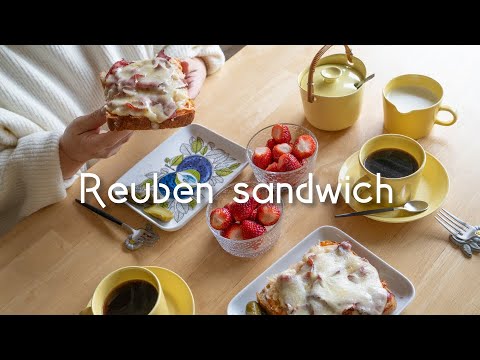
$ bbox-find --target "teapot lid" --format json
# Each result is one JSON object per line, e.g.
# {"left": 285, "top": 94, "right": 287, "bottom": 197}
{"left": 301, "top": 63, "right": 363, "bottom": 97}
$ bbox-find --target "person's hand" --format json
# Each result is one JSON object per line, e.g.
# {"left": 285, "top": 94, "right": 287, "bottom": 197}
{"left": 59, "top": 108, "right": 133, "bottom": 179}
{"left": 182, "top": 57, "right": 207, "bottom": 99}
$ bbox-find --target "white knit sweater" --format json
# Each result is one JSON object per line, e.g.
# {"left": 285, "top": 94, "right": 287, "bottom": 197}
{"left": 0, "top": 45, "right": 225, "bottom": 235}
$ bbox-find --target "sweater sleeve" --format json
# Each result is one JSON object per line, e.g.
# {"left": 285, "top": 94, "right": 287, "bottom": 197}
{"left": 0, "top": 124, "right": 77, "bottom": 235}
{"left": 157, "top": 45, "right": 225, "bottom": 75}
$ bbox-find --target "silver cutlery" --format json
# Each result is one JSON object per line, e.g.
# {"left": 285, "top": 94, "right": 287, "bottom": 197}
{"left": 435, "top": 208, "right": 480, "bottom": 258}
{"left": 335, "top": 200, "right": 428, "bottom": 218}
{"left": 354, "top": 73, "right": 375, "bottom": 89}
{"left": 75, "top": 199, "right": 159, "bottom": 251}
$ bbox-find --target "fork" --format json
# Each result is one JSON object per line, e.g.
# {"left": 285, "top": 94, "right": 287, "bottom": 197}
{"left": 75, "top": 199, "right": 159, "bottom": 251}
{"left": 435, "top": 208, "right": 480, "bottom": 257}
{"left": 434, "top": 209, "right": 480, "bottom": 240}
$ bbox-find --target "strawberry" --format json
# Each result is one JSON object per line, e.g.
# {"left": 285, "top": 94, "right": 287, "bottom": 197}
{"left": 221, "top": 223, "right": 244, "bottom": 240}
{"left": 249, "top": 208, "right": 258, "bottom": 221}
{"left": 224, "top": 201, "right": 235, "bottom": 212}
{"left": 265, "top": 162, "right": 279, "bottom": 172}
{"left": 257, "top": 204, "right": 281, "bottom": 226}
{"left": 272, "top": 143, "right": 293, "bottom": 161}
{"left": 278, "top": 153, "right": 302, "bottom": 172}
{"left": 292, "top": 134, "right": 317, "bottom": 160}
{"left": 229, "top": 201, "right": 254, "bottom": 222}
{"left": 252, "top": 147, "right": 273, "bottom": 170}
{"left": 210, "top": 208, "right": 233, "bottom": 230}
{"left": 241, "top": 220, "right": 266, "bottom": 240}
{"left": 272, "top": 124, "right": 291, "bottom": 144}
{"left": 266, "top": 138, "right": 276, "bottom": 150}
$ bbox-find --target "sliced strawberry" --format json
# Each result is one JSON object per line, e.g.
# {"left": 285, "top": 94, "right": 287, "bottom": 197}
{"left": 266, "top": 138, "right": 276, "bottom": 150}
{"left": 106, "top": 59, "right": 130, "bottom": 77}
{"left": 210, "top": 208, "right": 233, "bottom": 230}
{"left": 301, "top": 158, "right": 308, "bottom": 167}
{"left": 249, "top": 208, "right": 258, "bottom": 221}
{"left": 224, "top": 201, "right": 235, "bottom": 213}
{"left": 221, "top": 223, "right": 244, "bottom": 240}
{"left": 272, "top": 124, "right": 291, "bottom": 144}
{"left": 229, "top": 201, "right": 254, "bottom": 222}
{"left": 272, "top": 143, "right": 293, "bottom": 161}
{"left": 257, "top": 204, "right": 281, "bottom": 226}
{"left": 241, "top": 220, "right": 267, "bottom": 240}
{"left": 278, "top": 153, "right": 302, "bottom": 172}
{"left": 265, "top": 162, "right": 279, "bottom": 172}
{"left": 252, "top": 146, "right": 273, "bottom": 170}
{"left": 292, "top": 134, "right": 317, "bottom": 160}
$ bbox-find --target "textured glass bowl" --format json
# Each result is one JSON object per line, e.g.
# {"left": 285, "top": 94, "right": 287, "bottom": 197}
{"left": 206, "top": 183, "right": 283, "bottom": 258}
{"left": 246, "top": 124, "right": 318, "bottom": 188}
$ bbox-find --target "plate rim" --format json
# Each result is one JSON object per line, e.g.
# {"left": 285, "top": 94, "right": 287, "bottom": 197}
{"left": 116, "top": 123, "right": 248, "bottom": 232}
{"left": 338, "top": 150, "right": 450, "bottom": 223}
{"left": 227, "top": 225, "right": 415, "bottom": 315}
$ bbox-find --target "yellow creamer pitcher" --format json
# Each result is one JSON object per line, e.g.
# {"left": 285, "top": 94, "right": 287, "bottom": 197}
{"left": 298, "top": 45, "right": 367, "bottom": 131}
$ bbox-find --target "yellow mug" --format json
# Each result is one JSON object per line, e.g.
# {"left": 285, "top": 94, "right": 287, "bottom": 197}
{"left": 383, "top": 74, "right": 457, "bottom": 139}
{"left": 80, "top": 266, "right": 170, "bottom": 315}
{"left": 357, "top": 134, "right": 426, "bottom": 207}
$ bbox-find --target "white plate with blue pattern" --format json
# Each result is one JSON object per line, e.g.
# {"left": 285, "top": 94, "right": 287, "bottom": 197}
{"left": 115, "top": 124, "right": 248, "bottom": 231}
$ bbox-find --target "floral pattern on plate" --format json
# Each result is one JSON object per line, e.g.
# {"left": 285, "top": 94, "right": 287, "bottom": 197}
{"left": 133, "top": 135, "right": 242, "bottom": 224}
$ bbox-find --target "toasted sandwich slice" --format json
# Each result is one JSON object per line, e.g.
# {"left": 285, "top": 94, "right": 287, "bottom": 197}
{"left": 257, "top": 240, "right": 397, "bottom": 315}
{"left": 102, "top": 51, "right": 195, "bottom": 131}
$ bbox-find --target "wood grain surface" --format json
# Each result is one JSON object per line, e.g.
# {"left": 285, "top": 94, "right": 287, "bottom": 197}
{"left": 1, "top": 45, "right": 479, "bottom": 314}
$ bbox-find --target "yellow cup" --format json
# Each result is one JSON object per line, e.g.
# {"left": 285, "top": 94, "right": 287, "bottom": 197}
{"left": 357, "top": 134, "right": 426, "bottom": 207}
{"left": 383, "top": 74, "right": 457, "bottom": 139}
{"left": 80, "top": 266, "right": 170, "bottom": 315}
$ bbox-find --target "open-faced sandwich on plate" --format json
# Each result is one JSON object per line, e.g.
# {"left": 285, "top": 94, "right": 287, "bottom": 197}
{"left": 249, "top": 240, "right": 396, "bottom": 315}
{"left": 101, "top": 51, "right": 195, "bottom": 131}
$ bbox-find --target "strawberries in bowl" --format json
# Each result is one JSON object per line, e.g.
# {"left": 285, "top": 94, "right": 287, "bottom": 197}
{"left": 206, "top": 183, "right": 283, "bottom": 258}
{"left": 246, "top": 124, "right": 318, "bottom": 187}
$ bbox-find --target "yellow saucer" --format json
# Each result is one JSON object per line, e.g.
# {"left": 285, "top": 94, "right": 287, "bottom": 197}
{"left": 85, "top": 266, "right": 195, "bottom": 315}
{"left": 145, "top": 266, "right": 195, "bottom": 315}
{"left": 338, "top": 151, "right": 449, "bottom": 223}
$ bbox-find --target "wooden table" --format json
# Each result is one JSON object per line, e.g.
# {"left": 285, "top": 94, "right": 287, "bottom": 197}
{"left": 1, "top": 45, "right": 479, "bottom": 315}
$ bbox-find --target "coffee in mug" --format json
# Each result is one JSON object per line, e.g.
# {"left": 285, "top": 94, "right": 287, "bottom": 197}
{"left": 103, "top": 279, "right": 159, "bottom": 315}
{"left": 80, "top": 266, "right": 170, "bottom": 315}
{"left": 364, "top": 148, "right": 419, "bottom": 179}
{"left": 357, "top": 134, "right": 426, "bottom": 206}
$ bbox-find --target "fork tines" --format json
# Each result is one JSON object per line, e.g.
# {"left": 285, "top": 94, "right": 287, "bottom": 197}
{"left": 435, "top": 208, "right": 471, "bottom": 236}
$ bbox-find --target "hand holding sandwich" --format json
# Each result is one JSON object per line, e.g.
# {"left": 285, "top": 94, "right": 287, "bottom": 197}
{"left": 59, "top": 108, "right": 133, "bottom": 179}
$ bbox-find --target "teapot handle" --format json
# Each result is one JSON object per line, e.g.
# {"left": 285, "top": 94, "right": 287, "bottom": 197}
{"left": 307, "top": 45, "right": 354, "bottom": 103}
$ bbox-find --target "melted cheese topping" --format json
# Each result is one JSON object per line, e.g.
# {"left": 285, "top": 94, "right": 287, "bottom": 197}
{"left": 274, "top": 243, "right": 388, "bottom": 315}
{"left": 104, "top": 57, "right": 189, "bottom": 123}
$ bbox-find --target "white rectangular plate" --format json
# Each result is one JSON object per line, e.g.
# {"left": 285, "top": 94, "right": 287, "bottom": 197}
{"left": 227, "top": 225, "right": 415, "bottom": 315}
{"left": 115, "top": 124, "right": 248, "bottom": 231}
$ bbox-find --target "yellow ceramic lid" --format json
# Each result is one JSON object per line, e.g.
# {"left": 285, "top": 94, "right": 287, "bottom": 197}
{"left": 301, "top": 64, "right": 362, "bottom": 97}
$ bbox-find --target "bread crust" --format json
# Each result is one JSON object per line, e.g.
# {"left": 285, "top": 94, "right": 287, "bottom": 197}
{"left": 106, "top": 107, "right": 195, "bottom": 131}
{"left": 256, "top": 240, "right": 397, "bottom": 315}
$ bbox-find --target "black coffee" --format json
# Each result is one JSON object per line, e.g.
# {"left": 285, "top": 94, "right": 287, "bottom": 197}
{"left": 103, "top": 280, "right": 158, "bottom": 315}
{"left": 364, "top": 148, "right": 419, "bottom": 178}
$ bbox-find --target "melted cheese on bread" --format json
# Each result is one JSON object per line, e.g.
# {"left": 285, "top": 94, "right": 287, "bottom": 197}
{"left": 104, "top": 55, "right": 189, "bottom": 123}
{"left": 273, "top": 242, "right": 388, "bottom": 315}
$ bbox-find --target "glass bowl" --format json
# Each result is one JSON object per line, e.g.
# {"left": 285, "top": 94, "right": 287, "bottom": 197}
{"left": 206, "top": 183, "right": 283, "bottom": 258}
{"left": 246, "top": 123, "right": 318, "bottom": 188}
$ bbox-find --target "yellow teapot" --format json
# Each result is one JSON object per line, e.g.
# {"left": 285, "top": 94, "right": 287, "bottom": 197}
{"left": 298, "top": 45, "right": 367, "bottom": 131}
